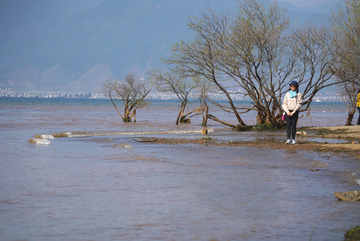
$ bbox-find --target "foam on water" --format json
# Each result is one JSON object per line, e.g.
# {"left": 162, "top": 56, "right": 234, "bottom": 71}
{"left": 64, "top": 131, "right": 73, "bottom": 137}
{"left": 40, "top": 134, "right": 54, "bottom": 139}
{"left": 120, "top": 143, "right": 133, "bottom": 149}
{"left": 28, "top": 138, "right": 51, "bottom": 145}
{"left": 51, "top": 131, "right": 86, "bottom": 137}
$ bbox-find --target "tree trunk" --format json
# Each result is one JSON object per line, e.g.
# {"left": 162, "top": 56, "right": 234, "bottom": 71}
{"left": 213, "top": 80, "right": 246, "bottom": 126}
{"left": 176, "top": 103, "right": 187, "bottom": 125}
{"left": 202, "top": 105, "right": 209, "bottom": 126}
{"left": 256, "top": 112, "right": 266, "bottom": 125}
{"left": 175, "top": 110, "right": 182, "bottom": 125}
{"left": 179, "top": 116, "right": 191, "bottom": 123}
{"left": 123, "top": 107, "right": 132, "bottom": 122}
{"left": 130, "top": 109, "right": 137, "bottom": 122}
{"left": 108, "top": 94, "right": 124, "bottom": 120}
{"left": 180, "top": 107, "right": 202, "bottom": 124}
{"left": 256, "top": 110, "right": 284, "bottom": 129}
{"left": 207, "top": 114, "right": 236, "bottom": 128}
{"left": 345, "top": 112, "right": 355, "bottom": 126}
{"left": 268, "top": 115, "right": 285, "bottom": 129}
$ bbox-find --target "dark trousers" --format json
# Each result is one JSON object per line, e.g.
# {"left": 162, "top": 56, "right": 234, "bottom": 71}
{"left": 357, "top": 107, "right": 360, "bottom": 125}
{"left": 286, "top": 110, "right": 299, "bottom": 139}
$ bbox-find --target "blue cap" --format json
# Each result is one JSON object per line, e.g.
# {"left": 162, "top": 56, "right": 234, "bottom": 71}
{"left": 289, "top": 81, "right": 298, "bottom": 86}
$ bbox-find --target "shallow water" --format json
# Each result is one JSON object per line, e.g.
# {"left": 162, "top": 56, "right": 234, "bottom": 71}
{"left": 1, "top": 98, "right": 360, "bottom": 240}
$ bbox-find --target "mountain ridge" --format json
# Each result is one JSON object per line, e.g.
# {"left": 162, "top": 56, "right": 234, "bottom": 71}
{"left": 0, "top": 0, "right": 335, "bottom": 93}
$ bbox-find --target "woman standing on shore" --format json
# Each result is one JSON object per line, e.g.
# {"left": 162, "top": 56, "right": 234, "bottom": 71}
{"left": 282, "top": 81, "right": 302, "bottom": 144}
{"left": 357, "top": 90, "right": 360, "bottom": 125}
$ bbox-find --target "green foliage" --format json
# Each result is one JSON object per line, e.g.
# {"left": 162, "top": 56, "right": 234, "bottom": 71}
{"left": 317, "top": 130, "right": 325, "bottom": 135}
{"left": 317, "top": 147, "right": 328, "bottom": 152}
{"left": 122, "top": 117, "right": 132, "bottom": 122}
{"left": 315, "top": 128, "right": 347, "bottom": 136}
{"left": 179, "top": 118, "right": 191, "bottom": 124}
{"left": 344, "top": 226, "right": 360, "bottom": 240}
{"left": 232, "top": 125, "right": 254, "bottom": 131}
{"left": 252, "top": 123, "right": 279, "bottom": 131}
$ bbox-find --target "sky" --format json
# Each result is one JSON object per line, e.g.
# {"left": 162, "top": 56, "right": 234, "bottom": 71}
{"left": 284, "top": 0, "right": 340, "bottom": 7}
{"left": 0, "top": 0, "right": 344, "bottom": 94}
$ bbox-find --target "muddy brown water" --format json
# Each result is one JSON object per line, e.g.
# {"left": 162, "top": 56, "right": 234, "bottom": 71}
{"left": 1, "top": 98, "right": 359, "bottom": 240}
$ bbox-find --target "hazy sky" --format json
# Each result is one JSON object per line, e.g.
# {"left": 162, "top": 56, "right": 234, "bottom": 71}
{"left": 283, "top": 0, "right": 340, "bottom": 7}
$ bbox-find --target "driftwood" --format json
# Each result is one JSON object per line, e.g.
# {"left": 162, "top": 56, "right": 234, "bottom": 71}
{"left": 333, "top": 191, "right": 360, "bottom": 201}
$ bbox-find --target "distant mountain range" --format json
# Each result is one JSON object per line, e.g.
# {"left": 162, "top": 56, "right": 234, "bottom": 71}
{"left": 0, "top": 0, "right": 338, "bottom": 93}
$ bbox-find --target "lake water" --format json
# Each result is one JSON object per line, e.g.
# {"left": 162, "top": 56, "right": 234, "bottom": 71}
{"left": 0, "top": 97, "right": 359, "bottom": 240}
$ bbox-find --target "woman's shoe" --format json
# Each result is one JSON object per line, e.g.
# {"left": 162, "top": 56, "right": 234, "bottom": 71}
{"left": 291, "top": 139, "right": 296, "bottom": 144}
{"left": 285, "top": 139, "right": 291, "bottom": 144}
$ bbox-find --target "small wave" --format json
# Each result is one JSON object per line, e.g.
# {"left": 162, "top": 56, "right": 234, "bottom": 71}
{"left": 28, "top": 138, "right": 51, "bottom": 145}
{"left": 52, "top": 132, "right": 71, "bottom": 137}
{"left": 64, "top": 131, "right": 73, "bottom": 137}
{"left": 52, "top": 131, "right": 86, "bottom": 138}
{"left": 34, "top": 134, "right": 55, "bottom": 139}
{"left": 40, "top": 134, "right": 54, "bottom": 139}
{"left": 356, "top": 179, "right": 360, "bottom": 185}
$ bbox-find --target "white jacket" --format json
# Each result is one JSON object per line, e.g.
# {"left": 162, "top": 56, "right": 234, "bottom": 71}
{"left": 282, "top": 92, "right": 302, "bottom": 113}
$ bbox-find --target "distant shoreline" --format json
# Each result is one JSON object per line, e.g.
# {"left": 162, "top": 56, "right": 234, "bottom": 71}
{"left": 0, "top": 95, "right": 345, "bottom": 103}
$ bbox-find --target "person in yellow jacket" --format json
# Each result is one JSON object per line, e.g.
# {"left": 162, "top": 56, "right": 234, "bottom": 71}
{"left": 357, "top": 90, "right": 360, "bottom": 125}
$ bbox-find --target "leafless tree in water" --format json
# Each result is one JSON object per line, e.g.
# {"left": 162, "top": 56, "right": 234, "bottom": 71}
{"left": 159, "top": 0, "right": 341, "bottom": 129}
{"left": 100, "top": 73, "right": 150, "bottom": 122}
{"left": 331, "top": 0, "right": 360, "bottom": 125}
{"left": 149, "top": 69, "right": 203, "bottom": 124}
{"left": 191, "top": 76, "right": 214, "bottom": 126}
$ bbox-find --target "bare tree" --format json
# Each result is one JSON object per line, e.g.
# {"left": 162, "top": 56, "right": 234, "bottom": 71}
{"left": 161, "top": 0, "right": 341, "bottom": 129}
{"left": 290, "top": 23, "right": 337, "bottom": 111}
{"left": 162, "top": 9, "right": 249, "bottom": 130}
{"left": 191, "top": 76, "right": 214, "bottom": 126}
{"left": 149, "top": 69, "right": 202, "bottom": 124}
{"left": 220, "top": 0, "right": 294, "bottom": 127}
{"left": 331, "top": 0, "right": 360, "bottom": 125}
{"left": 100, "top": 73, "right": 150, "bottom": 122}
{"left": 337, "top": 80, "right": 359, "bottom": 125}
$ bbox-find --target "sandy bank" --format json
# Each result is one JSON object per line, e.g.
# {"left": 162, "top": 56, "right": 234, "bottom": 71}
{"left": 134, "top": 125, "right": 360, "bottom": 157}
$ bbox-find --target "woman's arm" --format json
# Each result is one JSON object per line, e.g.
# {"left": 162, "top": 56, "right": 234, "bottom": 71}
{"left": 292, "top": 93, "right": 302, "bottom": 113}
{"left": 282, "top": 93, "right": 289, "bottom": 114}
